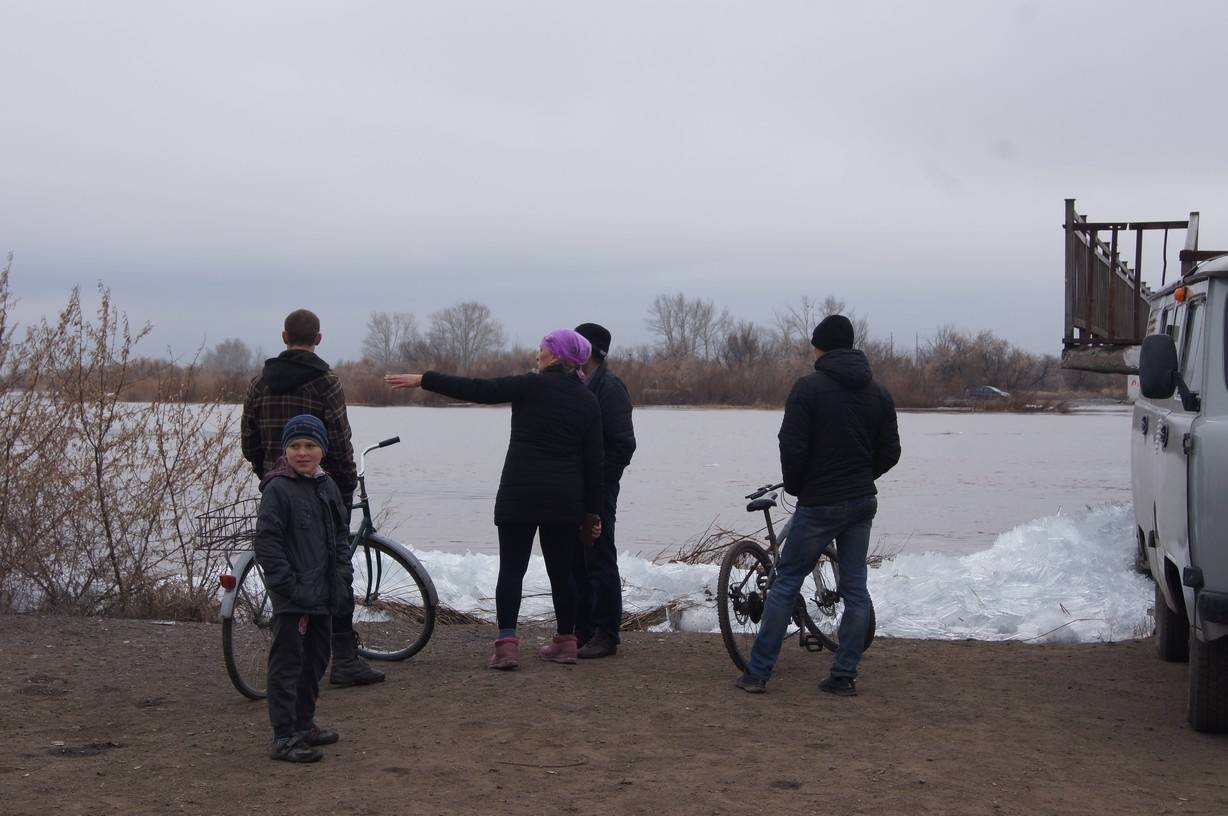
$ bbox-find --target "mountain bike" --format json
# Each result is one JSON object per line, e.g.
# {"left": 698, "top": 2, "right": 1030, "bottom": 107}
{"left": 716, "top": 481, "right": 876, "bottom": 672}
{"left": 198, "top": 437, "right": 438, "bottom": 700}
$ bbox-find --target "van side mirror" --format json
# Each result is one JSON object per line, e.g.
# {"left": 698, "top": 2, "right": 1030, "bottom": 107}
{"left": 1139, "top": 335, "right": 1178, "bottom": 398}
{"left": 1138, "top": 333, "right": 1201, "bottom": 411}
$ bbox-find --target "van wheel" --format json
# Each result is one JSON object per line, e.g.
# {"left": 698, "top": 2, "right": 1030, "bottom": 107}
{"left": 1155, "top": 581, "right": 1190, "bottom": 662}
{"left": 1188, "top": 630, "right": 1228, "bottom": 732}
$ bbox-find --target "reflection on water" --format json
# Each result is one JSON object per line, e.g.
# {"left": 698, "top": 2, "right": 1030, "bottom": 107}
{"left": 336, "top": 405, "right": 1132, "bottom": 558}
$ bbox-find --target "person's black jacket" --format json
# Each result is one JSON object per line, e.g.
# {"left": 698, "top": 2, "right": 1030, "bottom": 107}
{"left": 422, "top": 365, "right": 604, "bottom": 525}
{"left": 253, "top": 458, "right": 352, "bottom": 616}
{"left": 778, "top": 348, "right": 901, "bottom": 506}
{"left": 586, "top": 361, "right": 636, "bottom": 485}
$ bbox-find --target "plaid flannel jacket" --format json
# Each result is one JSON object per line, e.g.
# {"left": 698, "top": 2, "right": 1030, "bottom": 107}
{"left": 240, "top": 370, "right": 358, "bottom": 497}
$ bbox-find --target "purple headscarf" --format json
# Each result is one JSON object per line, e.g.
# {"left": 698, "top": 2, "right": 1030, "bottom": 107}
{"left": 541, "top": 329, "right": 592, "bottom": 368}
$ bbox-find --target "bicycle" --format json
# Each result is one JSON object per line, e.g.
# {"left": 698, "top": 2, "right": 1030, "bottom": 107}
{"left": 716, "top": 481, "right": 876, "bottom": 672}
{"left": 198, "top": 436, "right": 439, "bottom": 700}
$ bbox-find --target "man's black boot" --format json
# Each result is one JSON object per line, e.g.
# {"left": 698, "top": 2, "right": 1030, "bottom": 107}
{"left": 329, "top": 631, "right": 385, "bottom": 686}
{"left": 577, "top": 630, "right": 618, "bottom": 659}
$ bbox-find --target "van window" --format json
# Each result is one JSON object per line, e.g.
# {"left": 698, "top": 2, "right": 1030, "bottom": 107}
{"left": 1180, "top": 300, "right": 1205, "bottom": 394}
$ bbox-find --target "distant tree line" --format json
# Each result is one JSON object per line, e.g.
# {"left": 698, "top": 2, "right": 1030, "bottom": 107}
{"left": 143, "top": 291, "right": 1119, "bottom": 410}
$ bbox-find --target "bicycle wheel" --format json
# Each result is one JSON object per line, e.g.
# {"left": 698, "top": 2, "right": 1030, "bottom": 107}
{"left": 350, "top": 536, "right": 436, "bottom": 661}
{"left": 222, "top": 558, "right": 274, "bottom": 700}
{"left": 717, "top": 539, "right": 773, "bottom": 672}
{"left": 798, "top": 547, "right": 876, "bottom": 653}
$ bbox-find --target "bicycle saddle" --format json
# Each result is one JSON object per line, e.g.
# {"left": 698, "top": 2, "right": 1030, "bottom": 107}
{"left": 746, "top": 496, "right": 777, "bottom": 513}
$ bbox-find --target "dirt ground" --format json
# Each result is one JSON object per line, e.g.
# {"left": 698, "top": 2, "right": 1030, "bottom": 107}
{"left": 2, "top": 615, "right": 1227, "bottom": 816}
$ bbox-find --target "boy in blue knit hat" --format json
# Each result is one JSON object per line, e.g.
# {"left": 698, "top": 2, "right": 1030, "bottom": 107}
{"left": 254, "top": 414, "right": 353, "bottom": 762}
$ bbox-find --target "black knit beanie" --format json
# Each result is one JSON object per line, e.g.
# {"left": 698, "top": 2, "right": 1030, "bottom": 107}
{"left": 574, "top": 322, "right": 611, "bottom": 359}
{"left": 811, "top": 315, "right": 855, "bottom": 351}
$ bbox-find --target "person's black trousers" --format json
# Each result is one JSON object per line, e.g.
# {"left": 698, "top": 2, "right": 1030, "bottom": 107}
{"left": 496, "top": 522, "right": 577, "bottom": 634}
{"left": 574, "top": 480, "right": 622, "bottom": 644}
{"left": 267, "top": 613, "right": 331, "bottom": 739}
{"left": 332, "top": 496, "right": 355, "bottom": 644}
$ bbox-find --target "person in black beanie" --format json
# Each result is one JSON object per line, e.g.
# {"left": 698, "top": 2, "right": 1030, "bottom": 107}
{"left": 571, "top": 322, "right": 637, "bottom": 658}
{"left": 736, "top": 313, "right": 900, "bottom": 696}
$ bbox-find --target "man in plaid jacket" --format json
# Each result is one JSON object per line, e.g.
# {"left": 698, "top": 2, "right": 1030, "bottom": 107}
{"left": 242, "top": 308, "right": 383, "bottom": 687}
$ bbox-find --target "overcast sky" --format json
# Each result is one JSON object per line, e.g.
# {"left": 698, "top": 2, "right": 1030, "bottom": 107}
{"left": 3, "top": 1, "right": 1227, "bottom": 362}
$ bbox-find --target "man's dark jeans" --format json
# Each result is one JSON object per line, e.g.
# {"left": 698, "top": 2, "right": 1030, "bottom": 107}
{"left": 745, "top": 495, "right": 877, "bottom": 682}
{"left": 574, "top": 480, "right": 622, "bottom": 645}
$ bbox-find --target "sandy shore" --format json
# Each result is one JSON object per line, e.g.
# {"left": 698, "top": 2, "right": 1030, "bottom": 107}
{"left": 2, "top": 615, "right": 1227, "bottom": 815}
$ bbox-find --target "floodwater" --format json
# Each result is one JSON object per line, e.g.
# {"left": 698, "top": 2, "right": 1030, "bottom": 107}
{"left": 341, "top": 405, "right": 1133, "bottom": 559}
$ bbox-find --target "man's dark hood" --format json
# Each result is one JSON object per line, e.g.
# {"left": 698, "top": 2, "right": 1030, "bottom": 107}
{"left": 260, "top": 349, "right": 331, "bottom": 395}
{"left": 814, "top": 348, "right": 872, "bottom": 390}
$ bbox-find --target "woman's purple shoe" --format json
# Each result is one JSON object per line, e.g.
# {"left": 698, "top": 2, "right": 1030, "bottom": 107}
{"left": 489, "top": 636, "right": 520, "bottom": 670}
{"left": 537, "top": 634, "right": 578, "bottom": 664}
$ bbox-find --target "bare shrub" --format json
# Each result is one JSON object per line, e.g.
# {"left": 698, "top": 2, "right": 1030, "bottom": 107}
{"left": 0, "top": 258, "right": 249, "bottom": 619}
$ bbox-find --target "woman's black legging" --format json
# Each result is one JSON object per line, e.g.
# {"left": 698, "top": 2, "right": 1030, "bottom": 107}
{"left": 495, "top": 522, "right": 577, "bottom": 635}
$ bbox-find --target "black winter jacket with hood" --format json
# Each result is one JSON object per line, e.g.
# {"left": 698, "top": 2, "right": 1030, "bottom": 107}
{"left": 778, "top": 348, "right": 901, "bottom": 506}
{"left": 421, "top": 364, "right": 603, "bottom": 525}
{"left": 585, "top": 361, "right": 636, "bottom": 486}
{"left": 253, "top": 457, "right": 353, "bottom": 616}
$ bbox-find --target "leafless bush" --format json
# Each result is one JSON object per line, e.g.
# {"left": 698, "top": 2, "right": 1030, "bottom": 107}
{"left": 0, "top": 258, "right": 250, "bottom": 618}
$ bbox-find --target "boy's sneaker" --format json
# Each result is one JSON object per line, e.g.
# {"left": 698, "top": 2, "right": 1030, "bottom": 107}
{"left": 735, "top": 673, "right": 767, "bottom": 694}
{"left": 818, "top": 675, "right": 857, "bottom": 696}
{"left": 296, "top": 724, "right": 340, "bottom": 746}
{"left": 269, "top": 735, "right": 323, "bottom": 763}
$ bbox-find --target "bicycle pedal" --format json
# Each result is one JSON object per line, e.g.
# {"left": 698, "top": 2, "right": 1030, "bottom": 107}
{"left": 799, "top": 633, "right": 826, "bottom": 652}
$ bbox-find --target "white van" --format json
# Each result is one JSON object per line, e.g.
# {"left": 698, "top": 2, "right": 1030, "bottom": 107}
{"left": 1135, "top": 255, "right": 1228, "bottom": 732}
{"left": 1064, "top": 200, "right": 1228, "bottom": 731}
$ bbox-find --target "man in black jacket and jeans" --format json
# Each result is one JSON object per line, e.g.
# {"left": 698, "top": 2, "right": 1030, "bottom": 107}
{"left": 572, "top": 323, "right": 637, "bottom": 659}
{"left": 736, "top": 314, "right": 900, "bottom": 696}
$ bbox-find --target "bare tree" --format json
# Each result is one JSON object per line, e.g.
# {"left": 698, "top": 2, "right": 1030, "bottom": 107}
{"left": 425, "top": 301, "right": 505, "bottom": 372}
{"left": 773, "top": 295, "right": 870, "bottom": 351}
{"left": 719, "top": 320, "right": 769, "bottom": 368}
{"left": 203, "top": 338, "right": 255, "bottom": 375}
{"left": 361, "top": 311, "right": 418, "bottom": 368}
{"left": 645, "top": 292, "right": 732, "bottom": 360}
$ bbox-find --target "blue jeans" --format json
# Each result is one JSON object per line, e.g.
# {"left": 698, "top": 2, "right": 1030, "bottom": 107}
{"left": 745, "top": 496, "right": 877, "bottom": 682}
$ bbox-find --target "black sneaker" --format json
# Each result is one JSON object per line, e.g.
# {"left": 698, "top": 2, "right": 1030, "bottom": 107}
{"left": 735, "top": 673, "right": 767, "bottom": 694}
{"left": 329, "top": 655, "right": 386, "bottom": 686}
{"left": 577, "top": 631, "right": 618, "bottom": 659}
{"left": 297, "top": 724, "right": 340, "bottom": 746}
{"left": 818, "top": 675, "right": 857, "bottom": 696}
{"left": 269, "top": 735, "right": 323, "bottom": 763}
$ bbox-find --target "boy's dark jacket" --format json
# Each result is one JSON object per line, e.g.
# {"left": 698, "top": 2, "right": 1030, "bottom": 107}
{"left": 241, "top": 350, "right": 358, "bottom": 498}
{"left": 253, "top": 457, "right": 352, "bottom": 616}
{"left": 778, "top": 348, "right": 901, "bottom": 506}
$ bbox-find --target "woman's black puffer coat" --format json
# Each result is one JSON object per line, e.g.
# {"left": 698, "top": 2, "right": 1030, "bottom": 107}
{"left": 421, "top": 365, "right": 604, "bottom": 525}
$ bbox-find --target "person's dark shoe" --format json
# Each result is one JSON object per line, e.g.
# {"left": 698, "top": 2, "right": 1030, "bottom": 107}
{"left": 269, "top": 735, "right": 323, "bottom": 763}
{"left": 818, "top": 675, "right": 857, "bottom": 696}
{"left": 735, "top": 673, "right": 767, "bottom": 694}
{"left": 577, "top": 631, "right": 618, "bottom": 659}
{"left": 330, "top": 632, "right": 386, "bottom": 686}
{"left": 296, "top": 724, "right": 340, "bottom": 746}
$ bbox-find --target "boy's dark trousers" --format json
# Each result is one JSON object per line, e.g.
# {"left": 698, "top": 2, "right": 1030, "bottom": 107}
{"left": 574, "top": 480, "right": 622, "bottom": 645}
{"left": 268, "top": 613, "right": 332, "bottom": 739}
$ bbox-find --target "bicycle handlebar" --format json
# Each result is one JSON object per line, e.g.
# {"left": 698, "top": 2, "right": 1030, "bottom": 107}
{"left": 358, "top": 436, "right": 401, "bottom": 480}
{"left": 744, "top": 482, "right": 784, "bottom": 500}
{"left": 377, "top": 436, "right": 400, "bottom": 448}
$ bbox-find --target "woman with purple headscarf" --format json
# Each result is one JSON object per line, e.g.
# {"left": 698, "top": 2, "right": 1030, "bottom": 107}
{"left": 385, "top": 329, "right": 603, "bottom": 668}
